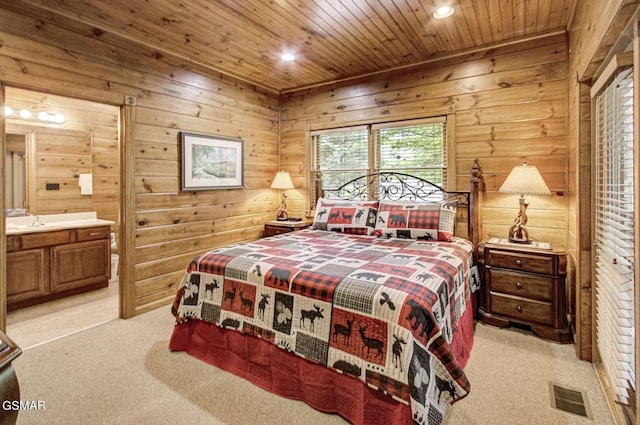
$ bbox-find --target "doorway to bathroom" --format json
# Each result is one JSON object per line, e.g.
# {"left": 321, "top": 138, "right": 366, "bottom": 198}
{"left": 3, "top": 87, "right": 121, "bottom": 349}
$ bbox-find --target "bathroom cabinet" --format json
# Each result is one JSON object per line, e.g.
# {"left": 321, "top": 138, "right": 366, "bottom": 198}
{"left": 6, "top": 225, "right": 111, "bottom": 311}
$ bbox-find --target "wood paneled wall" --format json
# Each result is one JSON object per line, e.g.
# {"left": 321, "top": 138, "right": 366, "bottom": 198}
{"left": 0, "top": 3, "right": 280, "bottom": 316}
{"left": 281, "top": 33, "right": 569, "bottom": 247}
{"left": 29, "top": 126, "right": 93, "bottom": 214}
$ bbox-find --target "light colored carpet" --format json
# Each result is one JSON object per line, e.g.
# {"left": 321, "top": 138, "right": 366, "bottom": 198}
{"left": 11, "top": 307, "right": 614, "bottom": 425}
{"left": 444, "top": 323, "right": 614, "bottom": 425}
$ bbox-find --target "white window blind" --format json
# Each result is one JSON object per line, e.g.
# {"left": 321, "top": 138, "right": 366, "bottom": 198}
{"left": 312, "top": 126, "right": 369, "bottom": 192}
{"left": 594, "top": 65, "right": 636, "bottom": 406}
{"left": 373, "top": 117, "right": 447, "bottom": 186}
{"left": 310, "top": 118, "right": 447, "bottom": 201}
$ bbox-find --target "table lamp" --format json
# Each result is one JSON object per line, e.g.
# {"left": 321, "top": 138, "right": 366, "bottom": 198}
{"left": 271, "top": 170, "right": 295, "bottom": 221}
{"left": 499, "top": 162, "right": 550, "bottom": 243}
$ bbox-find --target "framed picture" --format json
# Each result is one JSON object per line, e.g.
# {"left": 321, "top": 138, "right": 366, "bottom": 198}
{"left": 180, "top": 132, "right": 244, "bottom": 191}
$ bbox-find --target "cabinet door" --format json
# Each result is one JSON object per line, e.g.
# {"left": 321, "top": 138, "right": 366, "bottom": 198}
{"left": 6, "top": 249, "right": 48, "bottom": 303}
{"left": 50, "top": 239, "right": 109, "bottom": 293}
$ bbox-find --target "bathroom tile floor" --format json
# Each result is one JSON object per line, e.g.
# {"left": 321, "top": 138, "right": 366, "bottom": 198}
{"left": 6, "top": 281, "right": 119, "bottom": 350}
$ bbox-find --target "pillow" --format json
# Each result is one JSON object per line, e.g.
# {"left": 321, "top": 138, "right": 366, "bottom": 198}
{"left": 374, "top": 200, "right": 458, "bottom": 241}
{"left": 312, "top": 198, "right": 379, "bottom": 235}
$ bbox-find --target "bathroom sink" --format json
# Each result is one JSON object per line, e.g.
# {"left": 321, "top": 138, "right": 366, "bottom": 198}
{"left": 23, "top": 222, "right": 49, "bottom": 229}
{"left": 6, "top": 222, "right": 50, "bottom": 230}
{"left": 6, "top": 222, "right": 56, "bottom": 234}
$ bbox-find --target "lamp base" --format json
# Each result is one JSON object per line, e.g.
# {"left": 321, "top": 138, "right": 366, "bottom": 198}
{"left": 508, "top": 235, "right": 531, "bottom": 244}
{"left": 507, "top": 195, "right": 532, "bottom": 243}
{"left": 275, "top": 191, "right": 288, "bottom": 221}
{"left": 507, "top": 224, "right": 531, "bottom": 244}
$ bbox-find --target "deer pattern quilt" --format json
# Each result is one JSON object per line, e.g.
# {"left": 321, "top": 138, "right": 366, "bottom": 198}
{"left": 172, "top": 229, "right": 480, "bottom": 425}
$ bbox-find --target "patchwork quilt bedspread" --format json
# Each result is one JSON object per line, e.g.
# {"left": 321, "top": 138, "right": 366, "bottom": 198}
{"left": 172, "top": 229, "right": 480, "bottom": 424}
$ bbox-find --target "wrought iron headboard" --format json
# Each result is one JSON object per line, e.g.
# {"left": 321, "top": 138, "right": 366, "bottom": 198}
{"left": 322, "top": 172, "right": 469, "bottom": 206}
{"left": 317, "top": 159, "right": 484, "bottom": 252}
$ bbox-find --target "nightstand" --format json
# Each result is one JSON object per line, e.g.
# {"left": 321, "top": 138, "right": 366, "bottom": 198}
{"left": 477, "top": 241, "right": 571, "bottom": 343}
{"left": 263, "top": 220, "right": 310, "bottom": 237}
{"left": 0, "top": 330, "right": 21, "bottom": 425}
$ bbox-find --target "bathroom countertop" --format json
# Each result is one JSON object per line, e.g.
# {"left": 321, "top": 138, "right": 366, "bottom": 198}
{"left": 6, "top": 212, "right": 114, "bottom": 235}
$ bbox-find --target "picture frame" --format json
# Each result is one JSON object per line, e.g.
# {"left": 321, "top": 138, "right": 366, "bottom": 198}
{"left": 180, "top": 131, "right": 244, "bottom": 191}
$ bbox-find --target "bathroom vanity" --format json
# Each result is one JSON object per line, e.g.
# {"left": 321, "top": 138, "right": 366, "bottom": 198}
{"left": 5, "top": 213, "right": 114, "bottom": 311}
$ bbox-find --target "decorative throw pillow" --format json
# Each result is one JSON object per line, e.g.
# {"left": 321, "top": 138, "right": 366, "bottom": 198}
{"left": 312, "top": 198, "right": 379, "bottom": 235}
{"left": 374, "top": 200, "right": 458, "bottom": 241}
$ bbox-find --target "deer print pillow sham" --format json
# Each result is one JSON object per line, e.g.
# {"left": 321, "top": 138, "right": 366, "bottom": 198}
{"left": 374, "top": 200, "right": 458, "bottom": 241}
{"left": 311, "top": 198, "right": 379, "bottom": 235}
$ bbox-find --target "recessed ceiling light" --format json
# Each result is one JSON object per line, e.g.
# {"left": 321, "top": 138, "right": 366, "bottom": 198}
{"left": 281, "top": 53, "right": 296, "bottom": 61}
{"left": 433, "top": 6, "right": 454, "bottom": 19}
{"left": 19, "top": 109, "right": 32, "bottom": 119}
{"left": 4, "top": 106, "right": 13, "bottom": 116}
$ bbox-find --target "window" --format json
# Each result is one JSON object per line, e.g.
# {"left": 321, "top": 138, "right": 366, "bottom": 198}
{"left": 310, "top": 117, "right": 447, "bottom": 203}
{"left": 593, "top": 63, "right": 636, "bottom": 409}
{"left": 312, "top": 126, "right": 369, "bottom": 192}
{"left": 374, "top": 119, "right": 447, "bottom": 182}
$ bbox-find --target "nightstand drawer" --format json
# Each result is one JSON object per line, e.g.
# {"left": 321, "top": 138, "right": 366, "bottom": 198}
{"left": 264, "top": 226, "right": 291, "bottom": 237}
{"left": 264, "top": 221, "right": 310, "bottom": 238}
{"left": 487, "top": 269, "right": 552, "bottom": 301}
{"left": 490, "top": 293, "right": 552, "bottom": 326}
{"left": 485, "top": 250, "right": 555, "bottom": 275}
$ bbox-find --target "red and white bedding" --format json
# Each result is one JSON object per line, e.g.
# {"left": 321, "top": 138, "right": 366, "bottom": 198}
{"left": 170, "top": 229, "right": 479, "bottom": 424}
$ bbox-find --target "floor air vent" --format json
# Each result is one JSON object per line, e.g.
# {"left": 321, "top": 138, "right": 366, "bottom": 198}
{"left": 549, "top": 382, "right": 593, "bottom": 419}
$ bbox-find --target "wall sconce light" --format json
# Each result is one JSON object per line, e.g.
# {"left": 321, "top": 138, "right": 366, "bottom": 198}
{"left": 271, "top": 170, "right": 295, "bottom": 221}
{"left": 499, "top": 162, "right": 550, "bottom": 243}
{"left": 4, "top": 106, "right": 65, "bottom": 124}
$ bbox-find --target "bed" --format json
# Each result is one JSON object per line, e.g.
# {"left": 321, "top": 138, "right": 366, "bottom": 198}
{"left": 169, "top": 160, "right": 484, "bottom": 425}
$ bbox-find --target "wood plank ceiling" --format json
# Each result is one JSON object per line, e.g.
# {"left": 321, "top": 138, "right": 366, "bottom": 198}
{"left": 16, "top": 0, "right": 577, "bottom": 93}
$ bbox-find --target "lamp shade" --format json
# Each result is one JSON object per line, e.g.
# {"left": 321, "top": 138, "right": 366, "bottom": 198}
{"left": 499, "top": 163, "right": 550, "bottom": 195}
{"left": 271, "top": 171, "right": 294, "bottom": 190}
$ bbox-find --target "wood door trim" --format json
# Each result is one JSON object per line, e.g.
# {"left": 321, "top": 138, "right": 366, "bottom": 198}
{"left": 119, "top": 102, "right": 136, "bottom": 318}
{"left": 1, "top": 82, "right": 6, "bottom": 332}
{"left": 1, "top": 85, "right": 131, "bottom": 327}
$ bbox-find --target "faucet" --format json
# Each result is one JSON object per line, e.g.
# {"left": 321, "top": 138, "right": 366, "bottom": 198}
{"left": 26, "top": 215, "right": 44, "bottom": 227}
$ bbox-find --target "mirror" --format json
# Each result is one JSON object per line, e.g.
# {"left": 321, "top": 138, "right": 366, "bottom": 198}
{"left": 4, "top": 124, "right": 93, "bottom": 216}
{"left": 4, "top": 132, "right": 27, "bottom": 216}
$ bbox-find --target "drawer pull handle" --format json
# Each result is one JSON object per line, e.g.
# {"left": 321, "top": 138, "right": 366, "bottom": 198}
{"left": 515, "top": 282, "right": 522, "bottom": 289}
{"left": 516, "top": 305, "right": 523, "bottom": 313}
{"left": 515, "top": 259, "right": 522, "bottom": 266}
{"left": 89, "top": 232, "right": 100, "bottom": 236}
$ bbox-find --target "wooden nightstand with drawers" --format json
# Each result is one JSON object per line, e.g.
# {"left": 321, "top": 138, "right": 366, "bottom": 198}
{"left": 263, "top": 220, "right": 310, "bottom": 237}
{"left": 477, "top": 241, "right": 571, "bottom": 343}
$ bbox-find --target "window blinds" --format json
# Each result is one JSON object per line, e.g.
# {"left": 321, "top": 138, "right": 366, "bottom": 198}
{"left": 312, "top": 126, "right": 369, "bottom": 192}
{"left": 310, "top": 118, "right": 447, "bottom": 200}
{"left": 374, "top": 118, "right": 447, "bottom": 186}
{"left": 594, "top": 66, "right": 636, "bottom": 405}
